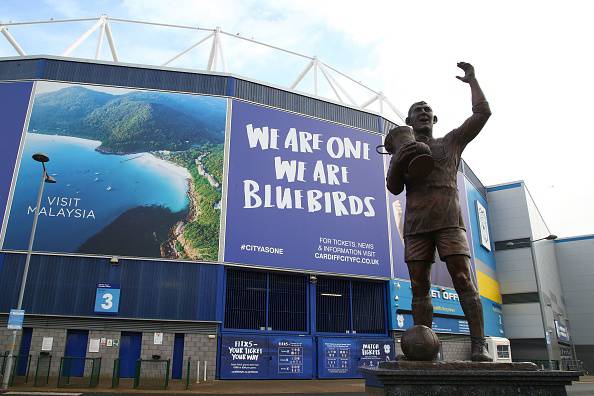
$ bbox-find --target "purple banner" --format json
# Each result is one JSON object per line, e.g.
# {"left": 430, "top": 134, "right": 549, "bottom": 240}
{"left": 224, "top": 100, "right": 391, "bottom": 277}
{"left": 0, "top": 82, "right": 33, "bottom": 242}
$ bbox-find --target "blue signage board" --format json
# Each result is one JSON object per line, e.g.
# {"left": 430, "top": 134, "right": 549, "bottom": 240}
{"left": 389, "top": 279, "right": 465, "bottom": 331}
{"left": 393, "top": 312, "right": 470, "bottom": 335}
{"left": 483, "top": 299, "right": 505, "bottom": 337}
{"left": 318, "top": 338, "right": 359, "bottom": 378}
{"left": 358, "top": 339, "right": 395, "bottom": 369}
{"left": 7, "top": 309, "right": 25, "bottom": 330}
{"left": 220, "top": 335, "right": 269, "bottom": 379}
{"left": 269, "top": 336, "right": 314, "bottom": 379}
{"left": 94, "top": 283, "right": 120, "bottom": 314}
{"left": 317, "top": 337, "right": 395, "bottom": 379}
{"left": 220, "top": 334, "right": 314, "bottom": 379}
{"left": 224, "top": 100, "right": 391, "bottom": 277}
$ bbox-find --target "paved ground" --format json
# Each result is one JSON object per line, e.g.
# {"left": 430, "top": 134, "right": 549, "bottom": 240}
{"left": 1, "top": 376, "right": 593, "bottom": 395}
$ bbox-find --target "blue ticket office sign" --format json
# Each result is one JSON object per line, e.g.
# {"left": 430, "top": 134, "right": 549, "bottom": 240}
{"left": 94, "top": 283, "right": 120, "bottom": 314}
{"left": 269, "top": 336, "right": 313, "bottom": 379}
{"left": 317, "top": 337, "right": 395, "bottom": 379}
{"left": 219, "top": 335, "right": 314, "bottom": 379}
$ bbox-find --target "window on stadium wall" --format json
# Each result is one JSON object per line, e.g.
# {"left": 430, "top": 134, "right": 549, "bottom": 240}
{"left": 224, "top": 268, "right": 307, "bottom": 332}
{"left": 316, "top": 277, "right": 386, "bottom": 334}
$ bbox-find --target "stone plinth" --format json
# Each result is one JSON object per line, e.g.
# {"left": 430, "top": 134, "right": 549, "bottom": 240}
{"left": 360, "top": 361, "right": 581, "bottom": 396}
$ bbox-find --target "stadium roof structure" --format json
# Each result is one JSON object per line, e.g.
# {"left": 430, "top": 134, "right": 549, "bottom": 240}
{"left": 0, "top": 15, "right": 405, "bottom": 124}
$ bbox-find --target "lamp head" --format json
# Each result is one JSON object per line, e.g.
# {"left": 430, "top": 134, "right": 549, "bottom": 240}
{"left": 32, "top": 153, "right": 50, "bottom": 163}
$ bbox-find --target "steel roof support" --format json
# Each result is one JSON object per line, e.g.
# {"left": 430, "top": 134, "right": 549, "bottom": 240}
{"left": 62, "top": 16, "right": 105, "bottom": 57}
{"left": 95, "top": 19, "right": 106, "bottom": 59}
{"left": 161, "top": 32, "right": 214, "bottom": 66}
{"left": 207, "top": 27, "right": 221, "bottom": 71}
{"left": 104, "top": 19, "right": 119, "bottom": 62}
{"left": 291, "top": 58, "right": 315, "bottom": 90}
{"left": 0, "top": 26, "right": 26, "bottom": 56}
{"left": 321, "top": 66, "right": 357, "bottom": 106}
{"left": 313, "top": 57, "right": 318, "bottom": 95}
{"left": 319, "top": 63, "right": 343, "bottom": 103}
{"left": 361, "top": 93, "right": 379, "bottom": 109}
{"left": 216, "top": 30, "right": 227, "bottom": 72}
{"left": 383, "top": 97, "right": 406, "bottom": 124}
{"left": 0, "top": 15, "right": 407, "bottom": 124}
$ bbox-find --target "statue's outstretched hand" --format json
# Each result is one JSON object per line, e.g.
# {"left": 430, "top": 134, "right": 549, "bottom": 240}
{"left": 456, "top": 62, "right": 475, "bottom": 83}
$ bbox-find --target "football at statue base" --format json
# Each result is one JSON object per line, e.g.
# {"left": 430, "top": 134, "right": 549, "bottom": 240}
{"left": 401, "top": 325, "right": 440, "bottom": 361}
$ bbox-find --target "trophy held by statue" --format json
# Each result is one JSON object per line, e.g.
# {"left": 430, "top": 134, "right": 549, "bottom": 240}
{"left": 382, "top": 126, "right": 434, "bottom": 180}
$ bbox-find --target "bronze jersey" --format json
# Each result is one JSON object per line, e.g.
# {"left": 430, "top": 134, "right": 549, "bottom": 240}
{"left": 403, "top": 102, "right": 491, "bottom": 236}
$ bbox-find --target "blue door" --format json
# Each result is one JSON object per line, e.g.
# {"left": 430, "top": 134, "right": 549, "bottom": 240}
{"left": 64, "top": 329, "right": 89, "bottom": 377}
{"left": 119, "top": 332, "right": 142, "bottom": 378}
{"left": 172, "top": 333, "right": 184, "bottom": 379}
{"left": 17, "top": 327, "right": 32, "bottom": 376}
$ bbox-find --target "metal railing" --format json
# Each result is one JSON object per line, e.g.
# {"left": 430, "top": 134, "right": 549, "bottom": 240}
{"left": 33, "top": 354, "right": 52, "bottom": 386}
{"left": 57, "top": 356, "right": 101, "bottom": 388}
{"left": 0, "top": 353, "right": 32, "bottom": 386}
{"left": 133, "top": 359, "right": 170, "bottom": 389}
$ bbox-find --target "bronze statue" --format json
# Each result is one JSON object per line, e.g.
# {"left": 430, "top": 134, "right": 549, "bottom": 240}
{"left": 384, "top": 62, "right": 492, "bottom": 361}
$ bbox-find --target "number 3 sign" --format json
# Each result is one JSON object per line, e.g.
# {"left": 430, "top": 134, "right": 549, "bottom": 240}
{"left": 94, "top": 283, "right": 121, "bottom": 313}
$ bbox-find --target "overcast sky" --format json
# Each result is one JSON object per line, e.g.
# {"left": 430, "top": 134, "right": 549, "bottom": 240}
{"left": 1, "top": 0, "right": 592, "bottom": 238}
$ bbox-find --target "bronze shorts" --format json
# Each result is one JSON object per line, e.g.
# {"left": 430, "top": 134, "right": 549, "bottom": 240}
{"left": 404, "top": 227, "right": 470, "bottom": 263}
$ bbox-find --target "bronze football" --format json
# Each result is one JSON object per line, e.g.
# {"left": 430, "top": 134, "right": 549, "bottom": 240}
{"left": 401, "top": 325, "right": 440, "bottom": 361}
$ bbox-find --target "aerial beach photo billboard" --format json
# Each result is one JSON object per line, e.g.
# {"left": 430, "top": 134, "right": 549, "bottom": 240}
{"left": 2, "top": 81, "right": 227, "bottom": 261}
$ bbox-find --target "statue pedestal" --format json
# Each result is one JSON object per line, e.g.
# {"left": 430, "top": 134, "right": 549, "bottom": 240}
{"left": 360, "top": 361, "right": 581, "bottom": 396}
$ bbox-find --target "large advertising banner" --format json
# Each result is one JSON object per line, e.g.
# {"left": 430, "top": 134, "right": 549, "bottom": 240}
{"left": 2, "top": 82, "right": 227, "bottom": 261}
{"left": 0, "top": 81, "right": 33, "bottom": 244}
{"left": 224, "top": 100, "right": 391, "bottom": 277}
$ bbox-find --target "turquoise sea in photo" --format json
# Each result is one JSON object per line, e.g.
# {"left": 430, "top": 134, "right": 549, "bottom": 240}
{"left": 3, "top": 133, "right": 190, "bottom": 253}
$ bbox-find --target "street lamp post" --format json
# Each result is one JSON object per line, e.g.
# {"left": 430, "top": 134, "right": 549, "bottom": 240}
{"left": 2, "top": 153, "right": 56, "bottom": 389}
{"left": 528, "top": 234, "right": 557, "bottom": 370}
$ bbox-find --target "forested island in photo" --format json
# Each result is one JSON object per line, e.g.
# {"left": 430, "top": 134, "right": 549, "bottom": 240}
{"left": 5, "top": 82, "right": 227, "bottom": 261}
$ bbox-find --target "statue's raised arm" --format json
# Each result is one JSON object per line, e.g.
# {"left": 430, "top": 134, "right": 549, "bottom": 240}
{"left": 449, "top": 62, "right": 491, "bottom": 151}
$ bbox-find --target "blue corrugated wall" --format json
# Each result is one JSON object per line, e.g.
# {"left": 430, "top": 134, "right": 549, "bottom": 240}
{"left": 0, "top": 253, "right": 222, "bottom": 321}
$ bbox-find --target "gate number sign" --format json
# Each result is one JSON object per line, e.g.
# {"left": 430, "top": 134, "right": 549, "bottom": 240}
{"left": 94, "top": 283, "right": 120, "bottom": 313}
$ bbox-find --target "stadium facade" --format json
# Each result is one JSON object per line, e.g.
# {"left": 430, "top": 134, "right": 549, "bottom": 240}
{"left": 0, "top": 56, "right": 590, "bottom": 383}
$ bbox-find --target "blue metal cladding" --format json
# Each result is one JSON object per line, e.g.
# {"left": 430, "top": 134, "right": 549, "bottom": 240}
{"left": 0, "top": 253, "right": 221, "bottom": 321}
{"left": 0, "top": 59, "right": 41, "bottom": 80}
{"left": 232, "top": 79, "right": 380, "bottom": 132}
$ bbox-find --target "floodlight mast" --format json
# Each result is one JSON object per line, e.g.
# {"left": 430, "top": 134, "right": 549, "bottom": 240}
{"left": 0, "top": 15, "right": 405, "bottom": 124}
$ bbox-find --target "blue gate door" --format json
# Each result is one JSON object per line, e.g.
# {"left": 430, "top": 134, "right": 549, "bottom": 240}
{"left": 172, "top": 333, "right": 184, "bottom": 379}
{"left": 119, "top": 332, "right": 142, "bottom": 378}
{"left": 17, "top": 327, "right": 33, "bottom": 375}
{"left": 64, "top": 329, "right": 89, "bottom": 377}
